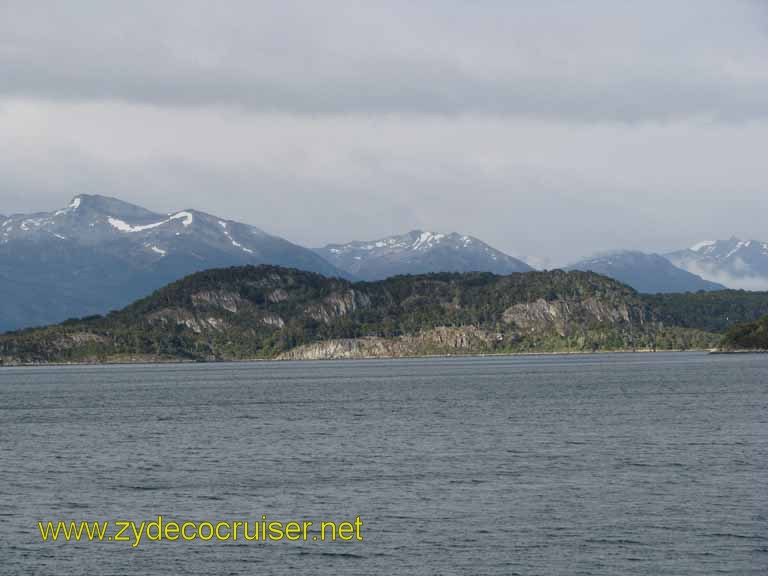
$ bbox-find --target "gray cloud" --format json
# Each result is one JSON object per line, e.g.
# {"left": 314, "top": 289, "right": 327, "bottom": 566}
{"left": 1, "top": 0, "right": 767, "bottom": 121}
{"left": 682, "top": 261, "right": 768, "bottom": 291}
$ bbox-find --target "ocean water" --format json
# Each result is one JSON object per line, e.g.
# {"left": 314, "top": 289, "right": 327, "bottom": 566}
{"left": 1, "top": 352, "right": 766, "bottom": 575}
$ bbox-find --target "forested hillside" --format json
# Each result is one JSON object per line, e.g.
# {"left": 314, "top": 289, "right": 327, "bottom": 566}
{"left": 720, "top": 315, "right": 768, "bottom": 351}
{"left": 0, "top": 266, "right": 718, "bottom": 364}
{"left": 641, "top": 290, "right": 768, "bottom": 333}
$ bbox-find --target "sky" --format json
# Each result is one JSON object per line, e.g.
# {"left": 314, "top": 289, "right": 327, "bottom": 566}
{"left": 1, "top": 0, "right": 767, "bottom": 267}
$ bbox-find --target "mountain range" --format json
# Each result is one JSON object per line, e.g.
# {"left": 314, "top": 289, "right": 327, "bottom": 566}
{"left": 2, "top": 194, "right": 768, "bottom": 333}
{"left": 0, "top": 195, "right": 344, "bottom": 332}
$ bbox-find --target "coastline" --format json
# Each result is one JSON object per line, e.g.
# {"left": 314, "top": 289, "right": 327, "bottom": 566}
{"left": 709, "top": 349, "right": 768, "bottom": 355}
{"left": 0, "top": 347, "right": 721, "bottom": 368}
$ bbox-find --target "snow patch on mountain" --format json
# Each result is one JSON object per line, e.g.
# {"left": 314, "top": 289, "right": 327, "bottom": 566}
{"left": 690, "top": 240, "right": 716, "bottom": 252}
{"left": 218, "top": 220, "right": 254, "bottom": 254}
{"left": 54, "top": 196, "right": 82, "bottom": 217}
{"left": 413, "top": 231, "right": 445, "bottom": 250}
{"left": 109, "top": 217, "right": 165, "bottom": 233}
{"left": 230, "top": 238, "right": 254, "bottom": 254}
{"left": 109, "top": 211, "right": 194, "bottom": 233}
{"left": 169, "top": 211, "right": 194, "bottom": 227}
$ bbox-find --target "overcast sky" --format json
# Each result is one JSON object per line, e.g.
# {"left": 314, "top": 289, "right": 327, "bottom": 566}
{"left": 1, "top": 0, "right": 766, "bottom": 266}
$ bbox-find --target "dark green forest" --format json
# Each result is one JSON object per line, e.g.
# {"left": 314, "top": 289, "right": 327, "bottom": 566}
{"left": 721, "top": 315, "right": 768, "bottom": 350}
{"left": 641, "top": 290, "right": 768, "bottom": 333}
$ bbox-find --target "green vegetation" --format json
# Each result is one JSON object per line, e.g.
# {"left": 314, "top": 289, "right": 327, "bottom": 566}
{"left": 720, "top": 315, "right": 768, "bottom": 350}
{"left": 641, "top": 290, "right": 768, "bottom": 333}
{"left": 0, "top": 265, "right": 739, "bottom": 365}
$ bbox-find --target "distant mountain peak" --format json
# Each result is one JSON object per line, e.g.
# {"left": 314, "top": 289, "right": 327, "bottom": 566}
{"left": 315, "top": 230, "right": 531, "bottom": 280}
{"left": 327, "top": 230, "right": 478, "bottom": 254}
{"left": 577, "top": 249, "right": 658, "bottom": 262}
{"left": 568, "top": 250, "right": 725, "bottom": 293}
{"left": 667, "top": 237, "right": 768, "bottom": 290}
{"left": 64, "top": 194, "right": 159, "bottom": 218}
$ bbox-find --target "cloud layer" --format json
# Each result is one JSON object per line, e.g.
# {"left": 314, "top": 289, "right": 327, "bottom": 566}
{"left": 2, "top": 1, "right": 768, "bottom": 120}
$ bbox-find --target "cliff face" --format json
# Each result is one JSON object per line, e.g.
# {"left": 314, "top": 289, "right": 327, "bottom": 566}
{"left": 502, "top": 297, "right": 646, "bottom": 338}
{"left": 0, "top": 265, "right": 719, "bottom": 365}
{"left": 279, "top": 326, "right": 500, "bottom": 360}
{"left": 305, "top": 290, "right": 372, "bottom": 323}
{"left": 278, "top": 298, "right": 709, "bottom": 361}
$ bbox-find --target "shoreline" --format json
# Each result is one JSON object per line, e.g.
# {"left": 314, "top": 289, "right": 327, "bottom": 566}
{"left": 709, "top": 349, "right": 768, "bottom": 355}
{"left": 0, "top": 347, "right": 722, "bottom": 368}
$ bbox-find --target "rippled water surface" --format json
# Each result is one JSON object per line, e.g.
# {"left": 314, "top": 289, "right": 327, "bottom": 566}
{"left": 1, "top": 352, "right": 766, "bottom": 574}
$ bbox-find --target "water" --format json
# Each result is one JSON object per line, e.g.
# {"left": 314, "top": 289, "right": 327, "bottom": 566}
{"left": 1, "top": 352, "right": 766, "bottom": 575}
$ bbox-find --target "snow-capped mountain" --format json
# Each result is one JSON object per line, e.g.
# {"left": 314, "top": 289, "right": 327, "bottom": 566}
{"left": 567, "top": 250, "right": 726, "bottom": 294}
{"left": 0, "top": 195, "right": 345, "bottom": 332}
{"left": 314, "top": 230, "right": 533, "bottom": 281}
{"left": 666, "top": 238, "right": 768, "bottom": 290}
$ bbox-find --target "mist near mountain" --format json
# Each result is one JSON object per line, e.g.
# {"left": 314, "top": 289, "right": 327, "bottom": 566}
{"left": 567, "top": 251, "right": 725, "bottom": 294}
{"left": 667, "top": 238, "right": 768, "bottom": 291}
